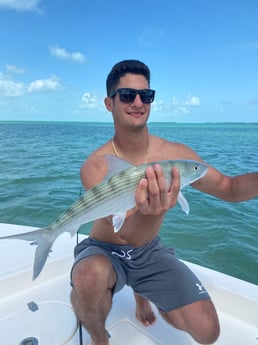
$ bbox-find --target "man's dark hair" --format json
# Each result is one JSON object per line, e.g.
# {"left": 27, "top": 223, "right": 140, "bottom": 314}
{"left": 106, "top": 59, "right": 151, "bottom": 97}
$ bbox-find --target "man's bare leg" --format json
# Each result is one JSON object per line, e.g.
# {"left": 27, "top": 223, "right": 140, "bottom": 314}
{"left": 71, "top": 255, "right": 116, "bottom": 345}
{"left": 134, "top": 292, "right": 156, "bottom": 326}
{"left": 134, "top": 293, "right": 219, "bottom": 344}
{"left": 160, "top": 299, "right": 220, "bottom": 344}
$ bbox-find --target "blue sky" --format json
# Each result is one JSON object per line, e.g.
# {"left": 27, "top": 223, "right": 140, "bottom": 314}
{"left": 0, "top": 0, "right": 258, "bottom": 122}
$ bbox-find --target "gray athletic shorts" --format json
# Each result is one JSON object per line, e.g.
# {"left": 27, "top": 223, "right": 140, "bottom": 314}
{"left": 71, "top": 236, "right": 210, "bottom": 312}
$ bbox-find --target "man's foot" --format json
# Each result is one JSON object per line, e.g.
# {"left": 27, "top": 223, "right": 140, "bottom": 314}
{"left": 90, "top": 341, "right": 108, "bottom": 345}
{"left": 135, "top": 295, "right": 156, "bottom": 327}
{"left": 90, "top": 330, "right": 110, "bottom": 345}
{"left": 90, "top": 337, "right": 109, "bottom": 345}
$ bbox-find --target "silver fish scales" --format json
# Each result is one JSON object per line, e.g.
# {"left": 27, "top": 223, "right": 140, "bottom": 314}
{"left": 0, "top": 155, "right": 208, "bottom": 279}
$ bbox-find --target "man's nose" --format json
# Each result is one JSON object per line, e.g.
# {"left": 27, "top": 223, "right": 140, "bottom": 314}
{"left": 132, "top": 93, "right": 143, "bottom": 106}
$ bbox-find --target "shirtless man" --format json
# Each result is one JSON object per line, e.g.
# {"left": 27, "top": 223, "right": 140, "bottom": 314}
{"left": 70, "top": 59, "right": 258, "bottom": 345}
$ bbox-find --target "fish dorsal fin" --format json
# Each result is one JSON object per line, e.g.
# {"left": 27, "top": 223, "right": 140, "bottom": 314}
{"left": 104, "top": 155, "right": 133, "bottom": 180}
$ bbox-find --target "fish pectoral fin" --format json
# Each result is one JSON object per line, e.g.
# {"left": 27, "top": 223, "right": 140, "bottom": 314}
{"left": 112, "top": 212, "right": 126, "bottom": 233}
{"left": 177, "top": 191, "right": 190, "bottom": 214}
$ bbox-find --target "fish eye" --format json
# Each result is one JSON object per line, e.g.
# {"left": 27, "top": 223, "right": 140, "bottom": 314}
{"left": 194, "top": 165, "right": 198, "bottom": 171}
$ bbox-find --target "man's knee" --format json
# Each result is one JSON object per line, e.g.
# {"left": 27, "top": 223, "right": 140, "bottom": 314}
{"left": 195, "top": 314, "right": 220, "bottom": 344}
{"left": 161, "top": 299, "right": 220, "bottom": 344}
{"left": 196, "top": 300, "right": 220, "bottom": 344}
{"left": 71, "top": 254, "right": 116, "bottom": 291}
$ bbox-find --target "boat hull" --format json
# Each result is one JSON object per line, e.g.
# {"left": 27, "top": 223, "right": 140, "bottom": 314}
{"left": 0, "top": 223, "right": 257, "bottom": 345}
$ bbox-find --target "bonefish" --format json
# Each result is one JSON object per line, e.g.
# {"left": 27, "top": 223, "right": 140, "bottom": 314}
{"left": 0, "top": 155, "right": 208, "bottom": 280}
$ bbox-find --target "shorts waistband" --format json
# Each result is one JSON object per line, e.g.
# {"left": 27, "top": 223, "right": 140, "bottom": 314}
{"left": 87, "top": 235, "right": 160, "bottom": 254}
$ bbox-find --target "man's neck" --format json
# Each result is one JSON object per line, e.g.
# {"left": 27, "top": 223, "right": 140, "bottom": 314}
{"left": 112, "top": 129, "right": 150, "bottom": 165}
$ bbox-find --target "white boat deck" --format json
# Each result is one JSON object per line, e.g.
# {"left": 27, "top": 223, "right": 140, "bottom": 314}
{"left": 0, "top": 223, "right": 258, "bottom": 345}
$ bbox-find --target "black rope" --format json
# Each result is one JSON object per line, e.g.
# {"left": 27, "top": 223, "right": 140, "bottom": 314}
{"left": 78, "top": 185, "right": 84, "bottom": 345}
{"left": 77, "top": 227, "right": 84, "bottom": 345}
{"left": 79, "top": 322, "right": 83, "bottom": 345}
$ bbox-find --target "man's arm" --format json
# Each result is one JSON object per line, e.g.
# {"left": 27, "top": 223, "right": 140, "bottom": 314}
{"left": 80, "top": 154, "right": 108, "bottom": 190}
{"left": 192, "top": 165, "right": 258, "bottom": 202}
{"left": 161, "top": 140, "right": 258, "bottom": 202}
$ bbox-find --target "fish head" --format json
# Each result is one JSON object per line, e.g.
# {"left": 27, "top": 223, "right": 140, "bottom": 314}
{"left": 176, "top": 160, "right": 208, "bottom": 188}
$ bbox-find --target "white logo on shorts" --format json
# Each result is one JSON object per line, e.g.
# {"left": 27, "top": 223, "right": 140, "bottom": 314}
{"left": 111, "top": 250, "right": 133, "bottom": 260}
{"left": 195, "top": 283, "right": 207, "bottom": 294}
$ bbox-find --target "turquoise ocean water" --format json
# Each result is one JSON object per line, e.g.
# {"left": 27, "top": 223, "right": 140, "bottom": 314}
{"left": 0, "top": 122, "right": 257, "bottom": 284}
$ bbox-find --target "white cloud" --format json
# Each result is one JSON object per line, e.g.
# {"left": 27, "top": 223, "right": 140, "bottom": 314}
{"left": 79, "top": 92, "right": 105, "bottom": 112}
{"left": 171, "top": 97, "right": 179, "bottom": 107}
{"left": 0, "top": 69, "right": 63, "bottom": 97}
{"left": 152, "top": 99, "right": 166, "bottom": 112}
{"left": 184, "top": 95, "right": 201, "bottom": 106}
{"left": 0, "top": 79, "right": 25, "bottom": 96}
{"left": 49, "top": 45, "right": 86, "bottom": 64}
{"left": 172, "top": 95, "right": 201, "bottom": 112}
{"left": 80, "top": 93, "right": 99, "bottom": 110}
{"left": 0, "top": 72, "right": 25, "bottom": 97}
{"left": 152, "top": 94, "right": 201, "bottom": 115}
{"left": 28, "top": 76, "right": 62, "bottom": 92}
{"left": 6, "top": 64, "right": 25, "bottom": 74}
{"left": 0, "top": 0, "right": 41, "bottom": 11}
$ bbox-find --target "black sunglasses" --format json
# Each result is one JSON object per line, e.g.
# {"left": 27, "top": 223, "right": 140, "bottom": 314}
{"left": 109, "top": 88, "right": 155, "bottom": 104}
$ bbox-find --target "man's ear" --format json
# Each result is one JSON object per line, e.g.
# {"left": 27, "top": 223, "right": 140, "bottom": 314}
{"left": 104, "top": 97, "right": 113, "bottom": 112}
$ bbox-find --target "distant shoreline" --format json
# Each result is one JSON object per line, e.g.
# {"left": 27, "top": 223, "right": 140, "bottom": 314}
{"left": 0, "top": 121, "right": 257, "bottom": 126}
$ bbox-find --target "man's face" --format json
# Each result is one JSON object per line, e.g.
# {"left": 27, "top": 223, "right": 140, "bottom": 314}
{"left": 105, "top": 73, "right": 151, "bottom": 129}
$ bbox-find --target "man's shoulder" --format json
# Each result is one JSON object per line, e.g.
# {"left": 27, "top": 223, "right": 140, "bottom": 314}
{"left": 80, "top": 144, "right": 112, "bottom": 189}
{"left": 83, "top": 141, "right": 112, "bottom": 166}
{"left": 150, "top": 135, "right": 192, "bottom": 159}
{"left": 82, "top": 152, "right": 107, "bottom": 176}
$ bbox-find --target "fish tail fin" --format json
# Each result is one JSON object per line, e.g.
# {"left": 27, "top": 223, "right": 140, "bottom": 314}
{"left": 0, "top": 227, "right": 57, "bottom": 280}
